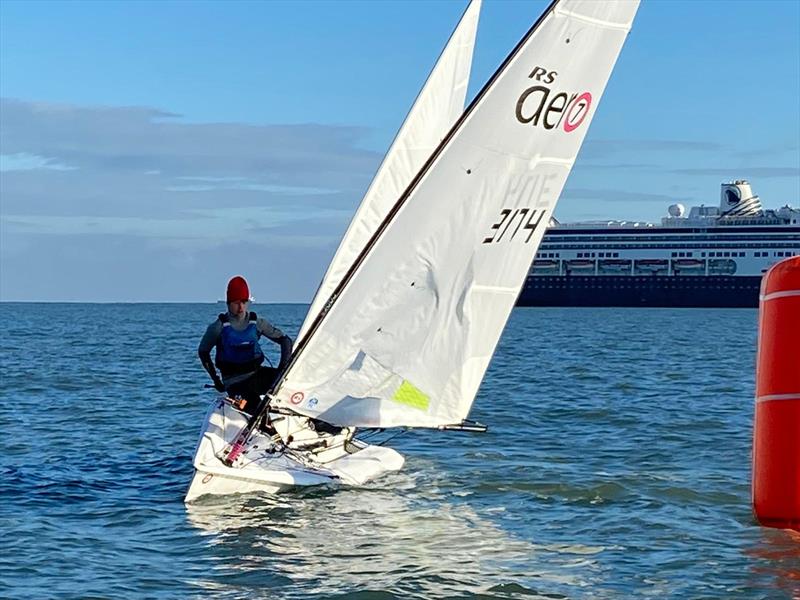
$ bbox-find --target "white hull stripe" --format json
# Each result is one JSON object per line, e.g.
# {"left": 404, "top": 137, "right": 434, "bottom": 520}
{"left": 756, "top": 393, "right": 800, "bottom": 403}
{"left": 759, "top": 290, "right": 800, "bottom": 302}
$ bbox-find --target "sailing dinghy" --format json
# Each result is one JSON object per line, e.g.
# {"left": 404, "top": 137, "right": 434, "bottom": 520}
{"left": 186, "top": 0, "right": 639, "bottom": 502}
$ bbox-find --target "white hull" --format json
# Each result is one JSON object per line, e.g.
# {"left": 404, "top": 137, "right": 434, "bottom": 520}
{"left": 185, "top": 398, "right": 404, "bottom": 503}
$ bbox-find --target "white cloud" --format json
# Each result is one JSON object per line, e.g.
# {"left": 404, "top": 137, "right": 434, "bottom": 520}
{"left": 0, "top": 152, "right": 77, "bottom": 172}
{"left": 0, "top": 97, "right": 378, "bottom": 300}
{"left": 2, "top": 204, "right": 350, "bottom": 243}
{"left": 166, "top": 180, "right": 340, "bottom": 195}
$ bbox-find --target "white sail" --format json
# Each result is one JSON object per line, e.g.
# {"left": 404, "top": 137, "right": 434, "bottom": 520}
{"left": 276, "top": 0, "right": 640, "bottom": 428}
{"left": 296, "top": 0, "right": 481, "bottom": 345}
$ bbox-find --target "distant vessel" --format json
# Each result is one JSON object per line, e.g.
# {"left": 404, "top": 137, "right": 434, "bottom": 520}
{"left": 517, "top": 181, "right": 800, "bottom": 308}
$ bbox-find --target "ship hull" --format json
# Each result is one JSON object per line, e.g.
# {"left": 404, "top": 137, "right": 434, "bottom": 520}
{"left": 517, "top": 275, "right": 761, "bottom": 308}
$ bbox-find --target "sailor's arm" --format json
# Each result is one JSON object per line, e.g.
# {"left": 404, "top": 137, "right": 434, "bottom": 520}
{"left": 276, "top": 334, "right": 293, "bottom": 371}
{"left": 257, "top": 318, "right": 294, "bottom": 371}
{"left": 198, "top": 321, "right": 225, "bottom": 390}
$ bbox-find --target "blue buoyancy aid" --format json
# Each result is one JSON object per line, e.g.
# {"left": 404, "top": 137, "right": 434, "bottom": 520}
{"left": 215, "top": 312, "right": 265, "bottom": 377}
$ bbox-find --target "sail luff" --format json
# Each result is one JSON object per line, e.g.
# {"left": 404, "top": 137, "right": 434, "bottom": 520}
{"left": 296, "top": 0, "right": 482, "bottom": 346}
{"left": 273, "top": 0, "right": 640, "bottom": 428}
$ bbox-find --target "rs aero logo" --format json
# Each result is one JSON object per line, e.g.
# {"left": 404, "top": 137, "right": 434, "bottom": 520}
{"left": 515, "top": 67, "right": 592, "bottom": 133}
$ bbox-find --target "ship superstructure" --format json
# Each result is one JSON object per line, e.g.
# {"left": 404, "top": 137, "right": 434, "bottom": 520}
{"left": 518, "top": 181, "right": 800, "bottom": 307}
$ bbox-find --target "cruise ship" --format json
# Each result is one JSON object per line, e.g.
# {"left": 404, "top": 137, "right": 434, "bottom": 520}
{"left": 518, "top": 181, "right": 800, "bottom": 307}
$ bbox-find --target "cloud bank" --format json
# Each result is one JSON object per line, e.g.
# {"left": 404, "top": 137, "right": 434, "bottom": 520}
{"left": 1, "top": 98, "right": 798, "bottom": 301}
{"left": 0, "top": 98, "right": 382, "bottom": 301}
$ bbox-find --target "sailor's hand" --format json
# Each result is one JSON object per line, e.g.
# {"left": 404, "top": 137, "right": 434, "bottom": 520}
{"left": 213, "top": 378, "right": 226, "bottom": 392}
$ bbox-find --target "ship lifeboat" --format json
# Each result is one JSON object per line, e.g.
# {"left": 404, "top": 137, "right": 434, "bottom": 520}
{"left": 598, "top": 259, "right": 632, "bottom": 274}
{"left": 673, "top": 258, "right": 706, "bottom": 274}
{"left": 674, "top": 259, "right": 704, "bottom": 268}
{"left": 565, "top": 259, "right": 595, "bottom": 272}
{"left": 532, "top": 259, "right": 560, "bottom": 272}
{"left": 708, "top": 258, "right": 737, "bottom": 275}
{"left": 634, "top": 259, "right": 669, "bottom": 274}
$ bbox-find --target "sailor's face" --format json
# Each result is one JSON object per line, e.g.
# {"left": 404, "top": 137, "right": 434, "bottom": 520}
{"left": 228, "top": 300, "right": 248, "bottom": 317}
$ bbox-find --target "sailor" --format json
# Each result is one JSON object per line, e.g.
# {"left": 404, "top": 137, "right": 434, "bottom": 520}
{"left": 198, "top": 275, "right": 293, "bottom": 415}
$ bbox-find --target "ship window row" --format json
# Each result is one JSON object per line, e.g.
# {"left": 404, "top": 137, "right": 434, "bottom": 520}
{"left": 540, "top": 243, "right": 800, "bottom": 251}
{"left": 545, "top": 234, "right": 800, "bottom": 243}
{"left": 680, "top": 251, "right": 749, "bottom": 258}
{"left": 560, "top": 249, "right": 790, "bottom": 259}
{"left": 711, "top": 251, "right": 744, "bottom": 257}
{"left": 531, "top": 282, "right": 756, "bottom": 290}
{"left": 574, "top": 252, "right": 620, "bottom": 258}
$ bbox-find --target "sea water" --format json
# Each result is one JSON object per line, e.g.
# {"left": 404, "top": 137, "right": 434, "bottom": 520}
{"left": 1, "top": 303, "right": 798, "bottom": 599}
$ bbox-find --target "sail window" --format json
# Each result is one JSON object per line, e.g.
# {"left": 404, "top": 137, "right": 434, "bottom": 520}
{"left": 392, "top": 380, "right": 430, "bottom": 411}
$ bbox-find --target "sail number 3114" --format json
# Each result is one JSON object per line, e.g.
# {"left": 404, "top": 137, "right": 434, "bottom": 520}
{"left": 483, "top": 208, "right": 544, "bottom": 244}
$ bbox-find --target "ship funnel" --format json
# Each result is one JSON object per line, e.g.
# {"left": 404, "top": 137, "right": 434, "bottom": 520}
{"left": 720, "top": 180, "right": 762, "bottom": 217}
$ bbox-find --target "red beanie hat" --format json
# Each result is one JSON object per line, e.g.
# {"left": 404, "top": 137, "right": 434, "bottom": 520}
{"left": 226, "top": 276, "right": 250, "bottom": 302}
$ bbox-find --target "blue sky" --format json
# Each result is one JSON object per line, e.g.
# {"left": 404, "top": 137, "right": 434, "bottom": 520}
{"left": 1, "top": 0, "right": 798, "bottom": 302}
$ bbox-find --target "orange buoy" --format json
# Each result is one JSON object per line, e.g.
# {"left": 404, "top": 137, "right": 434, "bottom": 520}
{"left": 752, "top": 256, "right": 800, "bottom": 530}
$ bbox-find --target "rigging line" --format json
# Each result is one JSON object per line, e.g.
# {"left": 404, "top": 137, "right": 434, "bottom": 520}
{"left": 375, "top": 428, "right": 410, "bottom": 447}
{"left": 282, "top": 446, "right": 336, "bottom": 474}
{"left": 214, "top": 393, "right": 278, "bottom": 467}
{"left": 291, "top": 426, "right": 359, "bottom": 454}
{"left": 265, "top": 0, "right": 561, "bottom": 409}
{"left": 273, "top": 413, "right": 342, "bottom": 440}
{"left": 235, "top": 439, "right": 284, "bottom": 470}
{"left": 300, "top": 427, "right": 384, "bottom": 453}
{"left": 297, "top": 436, "right": 352, "bottom": 458}
{"left": 284, "top": 433, "right": 376, "bottom": 474}
{"left": 285, "top": 429, "right": 380, "bottom": 459}
{"left": 272, "top": 415, "right": 357, "bottom": 452}
{"left": 281, "top": 424, "right": 395, "bottom": 458}
{"left": 353, "top": 428, "right": 386, "bottom": 441}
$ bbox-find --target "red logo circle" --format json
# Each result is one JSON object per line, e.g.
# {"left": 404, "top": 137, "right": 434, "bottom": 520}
{"left": 563, "top": 92, "right": 592, "bottom": 133}
{"left": 289, "top": 392, "right": 305, "bottom": 405}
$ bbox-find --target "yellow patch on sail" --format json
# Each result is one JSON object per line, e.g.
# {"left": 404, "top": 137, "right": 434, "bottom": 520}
{"left": 392, "top": 380, "right": 430, "bottom": 411}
